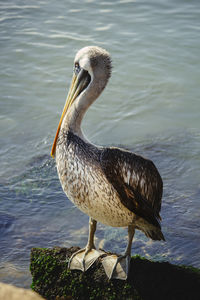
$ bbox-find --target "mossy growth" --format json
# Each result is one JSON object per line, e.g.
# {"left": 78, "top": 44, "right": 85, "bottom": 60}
{"left": 30, "top": 247, "right": 200, "bottom": 300}
{"left": 30, "top": 247, "right": 140, "bottom": 300}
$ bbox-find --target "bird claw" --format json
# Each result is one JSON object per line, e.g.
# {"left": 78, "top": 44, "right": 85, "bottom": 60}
{"left": 101, "top": 254, "right": 131, "bottom": 280}
{"left": 68, "top": 247, "right": 131, "bottom": 280}
{"left": 68, "top": 248, "right": 103, "bottom": 272}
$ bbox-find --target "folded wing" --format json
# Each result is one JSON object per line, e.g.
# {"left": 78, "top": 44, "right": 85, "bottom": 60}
{"left": 100, "top": 147, "right": 163, "bottom": 228}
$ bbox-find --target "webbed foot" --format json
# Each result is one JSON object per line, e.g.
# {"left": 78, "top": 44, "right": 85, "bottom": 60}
{"left": 68, "top": 248, "right": 103, "bottom": 272}
{"left": 101, "top": 254, "right": 131, "bottom": 280}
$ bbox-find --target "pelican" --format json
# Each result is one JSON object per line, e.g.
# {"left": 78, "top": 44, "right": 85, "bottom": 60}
{"left": 51, "top": 46, "right": 165, "bottom": 280}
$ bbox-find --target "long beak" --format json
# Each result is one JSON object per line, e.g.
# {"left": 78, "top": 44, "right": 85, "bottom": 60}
{"left": 51, "top": 69, "right": 90, "bottom": 158}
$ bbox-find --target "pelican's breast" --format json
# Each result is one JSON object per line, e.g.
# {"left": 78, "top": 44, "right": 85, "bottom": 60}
{"left": 56, "top": 130, "right": 135, "bottom": 227}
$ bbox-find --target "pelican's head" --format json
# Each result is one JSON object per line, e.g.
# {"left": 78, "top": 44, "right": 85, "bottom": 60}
{"left": 51, "top": 46, "right": 112, "bottom": 158}
{"left": 74, "top": 46, "right": 112, "bottom": 94}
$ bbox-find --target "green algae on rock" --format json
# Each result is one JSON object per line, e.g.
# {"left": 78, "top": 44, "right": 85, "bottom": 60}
{"left": 30, "top": 247, "right": 200, "bottom": 300}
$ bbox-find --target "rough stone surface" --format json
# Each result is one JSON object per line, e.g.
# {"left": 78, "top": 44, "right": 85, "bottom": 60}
{"left": 30, "top": 247, "right": 200, "bottom": 300}
{"left": 0, "top": 282, "right": 44, "bottom": 300}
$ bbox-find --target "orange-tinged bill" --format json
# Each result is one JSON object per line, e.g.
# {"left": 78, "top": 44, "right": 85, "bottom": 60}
{"left": 51, "top": 73, "right": 77, "bottom": 158}
{"left": 51, "top": 68, "right": 90, "bottom": 158}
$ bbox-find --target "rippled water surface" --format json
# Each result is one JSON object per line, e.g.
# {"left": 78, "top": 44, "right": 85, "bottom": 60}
{"left": 0, "top": 0, "right": 200, "bottom": 288}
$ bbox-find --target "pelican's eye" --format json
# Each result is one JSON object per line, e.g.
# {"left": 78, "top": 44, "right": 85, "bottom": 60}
{"left": 74, "top": 62, "right": 80, "bottom": 75}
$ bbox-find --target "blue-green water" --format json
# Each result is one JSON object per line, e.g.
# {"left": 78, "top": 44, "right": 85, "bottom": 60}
{"left": 0, "top": 0, "right": 200, "bottom": 288}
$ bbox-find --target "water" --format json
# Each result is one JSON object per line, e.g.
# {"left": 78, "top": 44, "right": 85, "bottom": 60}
{"left": 0, "top": 0, "right": 200, "bottom": 288}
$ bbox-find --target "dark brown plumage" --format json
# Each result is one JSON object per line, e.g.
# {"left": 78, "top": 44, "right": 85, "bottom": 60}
{"left": 100, "top": 147, "right": 163, "bottom": 232}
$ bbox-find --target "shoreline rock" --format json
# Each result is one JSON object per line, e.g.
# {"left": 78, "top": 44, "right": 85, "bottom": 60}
{"left": 0, "top": 282, "right": 44, "bottom": 300}
{"left": 30, "top": 247, "right": 200, "bottom": 300}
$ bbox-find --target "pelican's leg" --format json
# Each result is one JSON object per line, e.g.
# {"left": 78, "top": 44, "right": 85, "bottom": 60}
{"left": 68, "top": 218, "right": 103, "bottom": 272}
{"left": 102, "top": 225, "right": 135, "bottom": 280}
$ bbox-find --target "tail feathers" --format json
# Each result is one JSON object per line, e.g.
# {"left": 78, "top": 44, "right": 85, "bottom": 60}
{"left": 144, "top": 226, "right": 165, "bottom": 241}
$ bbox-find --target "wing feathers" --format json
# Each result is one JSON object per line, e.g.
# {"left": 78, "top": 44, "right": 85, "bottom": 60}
{"left": 100, "top": 147, "right": 163, "bottom": 228}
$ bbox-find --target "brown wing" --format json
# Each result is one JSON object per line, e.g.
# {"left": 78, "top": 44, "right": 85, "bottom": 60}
{"left": 100, "top": 147, "right": 163, "bottom": 228}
